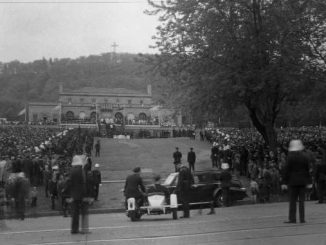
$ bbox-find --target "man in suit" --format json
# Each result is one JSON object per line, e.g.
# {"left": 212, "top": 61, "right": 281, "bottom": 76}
{"left": 176, "top": 163, "right": 194, "bottom": 218}
{"left": 124, "top": 167, "right": 146, "bottom": 207}
{"left": 147, "top": 174, "right": 170, "bottom": 202}
{"left": 69, "top": 155, "right": 88, "bottom": 234}
{"left": 173, "top": 147, "right": 182, "bottom": 172}
{"left": 283, "top": 140, "right": 311, "bottom": 224}
{"left": 187, "top": 148, "right": 196, "bottom": 172}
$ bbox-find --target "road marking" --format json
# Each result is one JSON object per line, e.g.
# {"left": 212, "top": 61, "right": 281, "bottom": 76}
{"left": 20, "top": 222, "right": 326, "bottom": 245}
{"left": 0, "top": 214, "right": 286, "bottom": 236}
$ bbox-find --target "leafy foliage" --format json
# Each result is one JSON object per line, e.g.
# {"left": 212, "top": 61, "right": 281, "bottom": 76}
{"left": 146, "top": 0, "right": 326, "bottom": 148}
{"left": 0, "top": 53, "right": 158, "bottom": 119}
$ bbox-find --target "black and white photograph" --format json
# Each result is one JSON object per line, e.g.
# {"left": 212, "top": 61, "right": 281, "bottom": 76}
{"left": 0, "top": 0, "right": 326, "bottom": 244}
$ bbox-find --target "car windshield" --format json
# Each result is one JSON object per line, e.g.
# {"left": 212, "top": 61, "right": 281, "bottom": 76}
{"left": 163, "top": 173, "right": 178, "bottom": 186}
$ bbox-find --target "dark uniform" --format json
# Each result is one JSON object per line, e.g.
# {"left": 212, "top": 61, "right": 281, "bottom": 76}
{"left": 92, "top": 167, "right": 101, "bottom": 201}
{"left": 95, "top": 141, "right": 101, "bottom": 157}
{"left": 187, "top": 148, "right": 196, "bottom": 172}
{"left": 124, "top": 168, "right": 146, "bottom": 206}
{"left": 69, "top": 156, "right": 92, "bottom": 234}
{"left": 173, "top": 148, "right": 182, "bottom": 172}
{"left": 176, "top": 165, "right": 194, "bottom": 218}
{"left": 220, "top": 167, "right": 232, "bottom": 207}
{"left": 283, "top": 146, "right": 310, "bottom": 223}
{"left": 211, "top": 146, "right": 219, "bottom": 168}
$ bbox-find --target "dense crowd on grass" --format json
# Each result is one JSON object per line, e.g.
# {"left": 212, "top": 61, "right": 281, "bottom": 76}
{"left": 0, "top": 126, "right": 99, "bottom": 219}
{"left": 200, "top": 126, "right": 326, "bottom": 202}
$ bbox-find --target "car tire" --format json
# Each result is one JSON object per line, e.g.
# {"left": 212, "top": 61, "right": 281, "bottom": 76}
{"left": 214, "top": 191, "right": 223, "bottom": 207}
{"left": 172, "top": 208, "right": 178, "bottom": 220}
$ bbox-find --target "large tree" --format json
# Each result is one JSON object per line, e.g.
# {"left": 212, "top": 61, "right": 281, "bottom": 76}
{"left": 146, "top": 0, "right": 326, "bottom": 149}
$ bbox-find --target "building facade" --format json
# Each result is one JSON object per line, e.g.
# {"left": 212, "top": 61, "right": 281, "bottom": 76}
{"left": 28, "top": 85, "right": 180, "bottom": 126}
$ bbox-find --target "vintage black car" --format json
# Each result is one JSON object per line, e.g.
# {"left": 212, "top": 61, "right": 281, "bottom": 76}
{"left": 162, "top": 170, "right": 247, "bottom": 207}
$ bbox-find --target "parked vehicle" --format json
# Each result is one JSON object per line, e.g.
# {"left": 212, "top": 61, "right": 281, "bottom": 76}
{"left": 162, "top": 170, "right": 247, "bottom": 207}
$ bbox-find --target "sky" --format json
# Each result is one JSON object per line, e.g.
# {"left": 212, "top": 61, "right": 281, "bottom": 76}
{"left": 0, "top": 0, "right": 161, "bottom": 63}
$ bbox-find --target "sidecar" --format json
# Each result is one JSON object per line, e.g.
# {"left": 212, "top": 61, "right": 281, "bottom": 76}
{"left": 127, "top": 193, "right": 178, "bottom": 221}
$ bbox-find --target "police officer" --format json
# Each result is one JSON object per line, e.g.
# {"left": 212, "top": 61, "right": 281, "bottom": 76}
{"left": 220, "top": 163, "right": 232, "bottom": 207}
{"left": 69, "top": 155, "right": 89, "bottom": 234}
{"left": 211, "top": 143, "right": 219, "bottom": 168}
{"left": 173, "top": 147, "right": 182, "bottom": 172}
{"left": 124, "top": 167, "right": 146, "bottom": 207}
{"left": 92, "top": 164, "right": 102, "bottom": 201}
{"left": 176, "top": 162, "right": 194, "bottom": 218}
{"left": 283, "top": 140, "right": 311, "bottom": 224}
{"left": 187, "top": 148, "right": 196, "bottom": 172}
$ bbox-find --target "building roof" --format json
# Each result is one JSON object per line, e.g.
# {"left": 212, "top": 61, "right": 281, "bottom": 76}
{"left": 69, "top": 87, "right": 146, "bottom": 95}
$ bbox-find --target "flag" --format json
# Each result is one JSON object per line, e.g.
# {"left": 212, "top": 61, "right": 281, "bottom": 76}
{"left": 17, "top": 108, "right": 26, "bottom": 116}
{"left": 52, "top": 104, "right": 61, "bottom": 111}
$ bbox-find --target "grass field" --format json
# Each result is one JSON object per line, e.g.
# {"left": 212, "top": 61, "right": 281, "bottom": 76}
{"left": 10, "top": 137, "right": 217, "bottom": 216}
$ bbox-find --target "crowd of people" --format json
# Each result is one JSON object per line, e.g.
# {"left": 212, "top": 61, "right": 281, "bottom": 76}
{"left": 199, "top": 126, "right": 326, "bottom": 203}
{"left": 0, "top": 126, "right": 102, "bottom": 221}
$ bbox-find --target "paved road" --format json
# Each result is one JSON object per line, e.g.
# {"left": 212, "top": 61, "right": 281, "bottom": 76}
{"left": 1, "top": 201, "right": 326, "bottom": 245}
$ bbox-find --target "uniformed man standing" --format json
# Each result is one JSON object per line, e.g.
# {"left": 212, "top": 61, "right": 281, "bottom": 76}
{"left": 92, "top": 164, "right": 102, "bottom": 201}
{"left": 220, "top": 163, "right": 232, "bottom": 207}
{"left": 124, "top": 167, "right": 146, "bottom": 207}
{"left": 187, "top": 148, "right": 196, "bottom": 172}
{"left": 283, "top": 140, "right": 310, "bottom": 224}
{"left": 176, "top": 163, "right": 194, "bottom": 218}
{"left": 173, "top": 147, "right": 182, "bottom": 172}
{"left": 211, "top": 143, "right": 219, "bottom": 168}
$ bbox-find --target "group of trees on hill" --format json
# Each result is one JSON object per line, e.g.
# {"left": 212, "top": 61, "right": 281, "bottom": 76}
{"left": 0, "top": 53, "right": 159, "bottom": 119}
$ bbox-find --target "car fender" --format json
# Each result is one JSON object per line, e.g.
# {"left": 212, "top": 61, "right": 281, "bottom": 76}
{"left": 127, "top": 198, "right": 136, "bottom": 211}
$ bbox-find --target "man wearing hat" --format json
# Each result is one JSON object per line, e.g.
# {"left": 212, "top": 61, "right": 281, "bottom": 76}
{"left": 124, "top": 167, "right": 146, "bottom": 207}
{"left": 92, "top": 164, "right": 102, "bottom": 201}
{"left": 147, "top": 175, "right": 170, "bottom": 202}
{"left": 69, "top": 155, "right": 89, "bottom": 234}
{"left": 176, "top": 163, "right": 194, "bottom": 218}
{"left": 283, "top": 140, "right": 311, "bottom": 224}
{"left": 211, "top": 143, "right": 219, "bottom": 168}
{"left": 220, "top": 163, "right": 232, "bottom": 207}
{"left": 173, "top": 147, "right": 182, "bottom": 172}
{"left": 187, "top": 148, "right": 196, "bottom": 173}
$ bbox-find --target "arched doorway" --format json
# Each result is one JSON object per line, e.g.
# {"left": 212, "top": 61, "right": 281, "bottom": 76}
{"left": 139, "top": 113, "right": 147, "bottom": 120}
{"left": 90, "top": 111, "right": 97, "bottom": 123}
{"left": 115, "top": 112, "right": 123, "bottom": 124}
{"left": 139, "top": 113, "right": 147, "bottom": 124}
{"left": 66, "top": 111, "right": 74, "bottom": 121}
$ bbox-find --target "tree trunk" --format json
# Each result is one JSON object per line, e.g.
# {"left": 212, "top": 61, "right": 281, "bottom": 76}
{"left": 248, "top": 107, "right": 278, "bottom": 151}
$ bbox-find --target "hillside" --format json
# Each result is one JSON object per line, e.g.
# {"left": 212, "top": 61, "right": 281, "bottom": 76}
{"left": 0, "top": 53, "right": 164, "bottom": 119}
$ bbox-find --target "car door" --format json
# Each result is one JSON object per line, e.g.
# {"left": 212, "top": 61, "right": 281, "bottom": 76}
{"left": 230, "top": 175, "right": 247, "bottom": 200}
{"left": 189, "top": 173, "right": 215, "bottom": 204}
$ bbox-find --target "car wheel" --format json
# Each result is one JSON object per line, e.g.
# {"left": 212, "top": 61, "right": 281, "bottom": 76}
{"left": 172, "top": 208, "right": 178, "bottom": 220}
{"left": 214, "top": 191, "right": 223, "bottom": 207}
